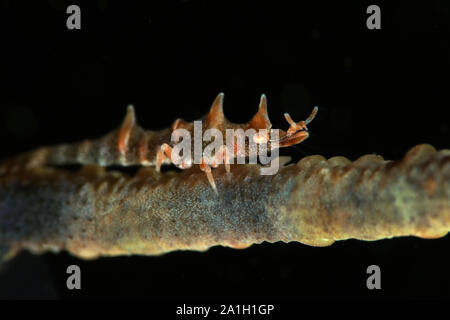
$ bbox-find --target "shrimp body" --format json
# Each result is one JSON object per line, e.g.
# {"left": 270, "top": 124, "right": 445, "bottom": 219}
{"left": 0, "top": 94, "right": 318, "bottom": 193}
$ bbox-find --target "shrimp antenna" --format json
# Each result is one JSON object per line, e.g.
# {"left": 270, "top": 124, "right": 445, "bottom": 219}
{"left": 305, "top": 106, "right": 319, "bottom": 125}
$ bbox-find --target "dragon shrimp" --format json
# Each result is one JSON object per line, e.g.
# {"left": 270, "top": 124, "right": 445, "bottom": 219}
{"left": 0, "top": 93, "right": 318, "bottom": 194}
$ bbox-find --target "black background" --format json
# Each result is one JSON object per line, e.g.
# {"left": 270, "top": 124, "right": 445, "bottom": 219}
{"left": 1, "top": 0, "right": 450, "bottom": 301}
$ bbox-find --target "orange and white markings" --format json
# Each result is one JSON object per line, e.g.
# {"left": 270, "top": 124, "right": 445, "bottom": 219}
{"left": 253, "top": 131, "right": 269, "bottom": 144}
{"left": 205, "top": 93, "right": 225, "bottom": 128}
{"left": 276, "top": 106, "right": 318, "bottom": 148}
{"left": 224, "top": 148, "right": 231, "bottom": 174}
{"left": 155, "top": 144, "right": 172, "bottom": 172}
{"left": 43, "top": 93, "right": 317, "bottom": 195}
{"left": 208, "top": 145, "right": 226, "bottom": 169}
{"left": 179, "top": 157, "right": 192, "bottom": 169}
{"left": 284, "top": 106, "right": 318, "bottom": 136}
{"left": 138, "top": 135, "right": 151, "bottom": 165}
{"left": 161, "top": 143, "right": 173, "bottom": 160}
{"left": 118, "top": 105, "right": 136, "bottom": 156}
{"left": 171, "top": 118, "right": 182, "bottom": 130}
{"left": 200, "top": 158, "right": 218, "bottom": 195}
{"left": 247, "top": 94, "right": 272, "bottom": 131}
{"left": 156, "top": 149, "right": 164, "bottom": 172}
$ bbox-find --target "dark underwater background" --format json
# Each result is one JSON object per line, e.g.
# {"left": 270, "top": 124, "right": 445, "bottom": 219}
{"left": 1, "top": 0, "right": 450, "bottom": 302}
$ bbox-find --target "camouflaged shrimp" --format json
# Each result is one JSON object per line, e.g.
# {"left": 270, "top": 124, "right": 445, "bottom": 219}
{"left": 1, "top": 93, "right": 318, "bottom": 193}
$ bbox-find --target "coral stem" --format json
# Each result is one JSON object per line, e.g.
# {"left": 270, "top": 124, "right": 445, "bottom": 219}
{"left": 0, "top": 144, "right": 449, "bottom": 261}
